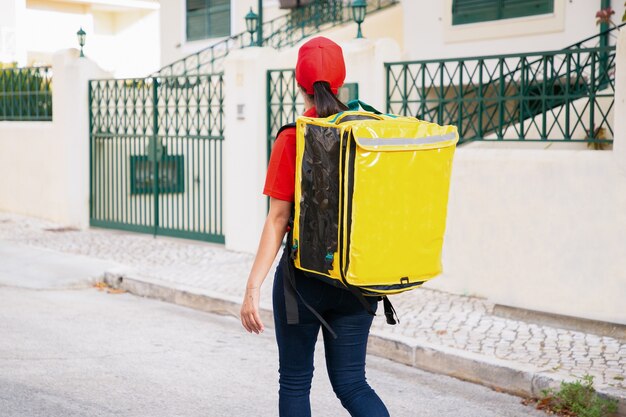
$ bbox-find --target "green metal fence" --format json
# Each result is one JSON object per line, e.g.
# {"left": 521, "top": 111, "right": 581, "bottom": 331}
{"left": 266, "top": 69, "right": 305, "bottom": 160}
{"left": 0, "top": 66, "right": 52, "bottom": 121}
{"left": 158, "top": 0, "right": 398, "bottom": 76}
{"left": 386, "top": 46, "right": 616, "bottom": 143}
{"left": 263, "top": 0, "right": 346, "bottom": 49}
{"left": 89, "top": 74, "right": 225, "bottom": 243}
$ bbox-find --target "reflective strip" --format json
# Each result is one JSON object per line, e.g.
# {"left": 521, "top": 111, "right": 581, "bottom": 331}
{"left": 357, "top": 132, "right": 457, "bottom": 146}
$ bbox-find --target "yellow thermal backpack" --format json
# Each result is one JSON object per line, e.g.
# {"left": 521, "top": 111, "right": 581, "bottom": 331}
{"left": 281, "top": 102, "right": 458, "bottom": 331}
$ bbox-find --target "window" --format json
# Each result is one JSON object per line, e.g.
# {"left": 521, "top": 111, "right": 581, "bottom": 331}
{"left": 452, "top": 0, "right": 554, "bottom": 26}
{"left": 187, "top": 0, "right": 231, "bottom": 41}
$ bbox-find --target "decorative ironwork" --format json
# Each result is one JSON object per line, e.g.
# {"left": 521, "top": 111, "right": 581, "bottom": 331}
{"left": 568, "top": 21, "right": 625, "bottom": 49}
{"left": 263, "top": 0, "right": 345, "bottom": 49}
{"left": 89, "top": 74, "right": 225, "bottom": 243}
{"left": 386, "top": 46, "right": 616, "bottom": 143}
{"left": 0, "top": 66, "right": 52, "bottom": 121}
{"left": 266, "top": 69, "right": 305, "bottom": 161}
{"left": 267, "top": 70, "right": 362, "bottom": 161}
{"left": 157, "top": 0, "right": 398, "bottom": 76}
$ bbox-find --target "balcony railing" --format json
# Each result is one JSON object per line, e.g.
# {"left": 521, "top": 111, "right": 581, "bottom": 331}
{"left": 385, "top": 24, "right": 626, "bottom": 143}
{"left": 386, "top": 46, "right": 616, "bottom": 143}
{"left": 157, "top": 0, "right": 398, "bottom": 76}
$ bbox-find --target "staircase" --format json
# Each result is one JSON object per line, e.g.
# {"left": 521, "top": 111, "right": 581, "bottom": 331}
{"left": 386, "top": 23, "right": 625, "bottom": 143}
{"left": 156, "top": 0, "right": 398, "bottom": 76}
{"left": 457, "top": 23, "right": 623, "bottom": 141}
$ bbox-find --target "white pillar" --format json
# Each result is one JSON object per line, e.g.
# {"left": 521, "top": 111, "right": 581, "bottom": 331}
{"left": 51, "top": 49, "right": 110, "bottom": 228}
{"left": 223, "top": 47, "right": 279, "bottom": 253}
{"left": 613, "top": 29, "right": 626, "bottom": 174}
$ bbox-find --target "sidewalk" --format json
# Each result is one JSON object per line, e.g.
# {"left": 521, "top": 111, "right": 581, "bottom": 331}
{"left": 1, "top": 212, "right": 624, "bottom": 413}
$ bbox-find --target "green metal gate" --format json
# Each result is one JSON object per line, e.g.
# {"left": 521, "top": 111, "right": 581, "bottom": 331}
{"left": 89, "top": 74, "right": 225, "bottom": 243}
{"left": 267, "top": 69, "right": 304, "bottom": 161}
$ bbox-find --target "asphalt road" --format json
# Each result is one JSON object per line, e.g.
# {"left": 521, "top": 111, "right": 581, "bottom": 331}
{"left": 0, "top": 286, "right": 545, "bottom": 417}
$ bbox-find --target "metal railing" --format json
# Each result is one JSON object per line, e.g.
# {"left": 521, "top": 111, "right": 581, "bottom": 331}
{"left": 263, "top": 0, "right": 346, "bottom": 49}
{"left": 89, "top": 74, "right": 225, "bottom": 243}
{"left": 386, "top": 46, "right": 616, "bottom": 143}
{"left": 0, "top": 66, "right": 52, "bottom": 121}
{"left": 157, "top": 0, "right": 398, "bottom": 76}
{"left": 266, "top": 69, "right": 305, "bottom": 161}
{"left": 567, "top": 22, "right": 625, "bottom": 49}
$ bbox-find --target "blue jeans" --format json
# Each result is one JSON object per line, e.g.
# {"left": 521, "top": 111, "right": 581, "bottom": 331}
{"left": 272, "top": 255, "right": 390, "bottom": 417}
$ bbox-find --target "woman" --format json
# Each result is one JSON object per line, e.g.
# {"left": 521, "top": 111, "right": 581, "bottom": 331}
{"left": 240, "top": 37, "right": 390, "bottom": 417}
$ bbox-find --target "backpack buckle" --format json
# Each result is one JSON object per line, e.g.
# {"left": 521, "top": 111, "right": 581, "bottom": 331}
{"left": 290, "top": 240, "right": 298, "bottom": 260}
{"left": 324, "top": 252, "right": 334, "bottom": 270}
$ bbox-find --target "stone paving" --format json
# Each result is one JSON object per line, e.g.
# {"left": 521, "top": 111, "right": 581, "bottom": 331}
{"left": 1, "top": 212, "right": 624, "bottom": 395}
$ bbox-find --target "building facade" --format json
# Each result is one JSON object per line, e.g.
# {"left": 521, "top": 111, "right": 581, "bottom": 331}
{"left": 0, "top": 0, "right": 160, "bottom": 77}
{"left": 158, "top": 0, "right": 626, "bottom": 72}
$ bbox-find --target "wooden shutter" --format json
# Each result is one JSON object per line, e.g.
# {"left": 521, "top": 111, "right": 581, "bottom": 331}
{"left": 187, "top": 0, "right": 207, "bottom": 12}
{"left": 207, "top": 0, "right": 230, "bottom": 38}
{"left": 186, "top": 0, "right": 230, "bottom": 41}
{"left": 452, "top": 0, "right": 499, "bottom": 25}
{"left": 501, "top": 0, "right": 554, "bottom": 20}
{"left": 452, "top": 0, "right": 554, "bottom": 26}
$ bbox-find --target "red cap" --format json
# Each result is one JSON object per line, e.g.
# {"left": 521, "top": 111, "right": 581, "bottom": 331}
{"left": 295, "top": 37, "right": 346, "bottom": 95}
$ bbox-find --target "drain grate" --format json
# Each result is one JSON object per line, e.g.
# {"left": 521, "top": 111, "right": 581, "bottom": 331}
{"left": 43, "top": 226, "right": 79, "bottom": 233}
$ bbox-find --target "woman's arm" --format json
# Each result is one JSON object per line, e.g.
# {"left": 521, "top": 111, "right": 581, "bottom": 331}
{"left": 240, "top": 197, "right": 292, "bottom": 334}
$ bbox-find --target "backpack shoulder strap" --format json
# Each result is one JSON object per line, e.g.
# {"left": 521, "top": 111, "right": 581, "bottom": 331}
{"left": 276, "top": 122, "right": 297, "bottom": 138}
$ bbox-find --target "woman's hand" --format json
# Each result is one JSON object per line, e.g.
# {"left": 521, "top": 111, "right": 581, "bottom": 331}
{"left": 241, "top": 286, "right": 264, "bottom": 334}
{"left": 241, "top": 198, "right": 291, "bottom": 335}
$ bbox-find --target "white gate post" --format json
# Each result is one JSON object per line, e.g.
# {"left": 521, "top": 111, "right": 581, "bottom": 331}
{"left": 51, "top": 49, "right": 111, "bottom": 229}
{"left": 223, "top": 47, "right": 279, "bottom": 253}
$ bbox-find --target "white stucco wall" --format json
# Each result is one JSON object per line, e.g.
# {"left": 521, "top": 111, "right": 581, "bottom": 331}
{"left": 0, "top": 0, "right": 26, "bottom": 64}
{"left": 95, "top": 9, "right": 161, "bottom": 78}
{"left": 3, "top": 0, "right": 160, "bottom": 77}
{"left": 401, "top": 0, "right": 626, "bottom": 61}
{"left": 0, "top": 50, "right": 110, "bottom": 227}
{"left": 159, "top": 0, "right": 286, "bottom": 70}
{"left": 223, "top": 47, "right": 279, "bottom": 254}
{"left": 614, "top": 28, "right": 626, "bottom": 173}
{"left": 426, "top": 148, "right": 626, "bottom": 325}
{"left": 305, "top": 4, "right": 404, "bottom": 56}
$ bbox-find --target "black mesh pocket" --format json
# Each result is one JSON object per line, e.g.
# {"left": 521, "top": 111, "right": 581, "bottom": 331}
{"left": 298, "top": 125, "right": 341, "bottom": 273}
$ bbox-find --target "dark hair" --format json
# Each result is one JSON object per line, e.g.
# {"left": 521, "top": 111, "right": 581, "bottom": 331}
{"left": 306, "top": 81, "right": 348, "bottom": 118}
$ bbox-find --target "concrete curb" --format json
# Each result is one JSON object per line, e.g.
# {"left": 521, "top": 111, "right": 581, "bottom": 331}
{"left": 102, "top": 272, "right": 625, "bottom": 416}
{"left": 367, "top": 334, "right": 569, "bottom": 397}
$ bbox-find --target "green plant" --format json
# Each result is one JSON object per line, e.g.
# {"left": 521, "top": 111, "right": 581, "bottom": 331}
{"left": 596, "top": 4, "right": 626, "bottom": 26}
{"left": 588, "top": 127, "right": 611, "bottom": 150}
{"left": 0, "top": 67, "right": 52, "bottom": 121}
{"left": 540, "top": 375, "right": 618, "bottom": 417}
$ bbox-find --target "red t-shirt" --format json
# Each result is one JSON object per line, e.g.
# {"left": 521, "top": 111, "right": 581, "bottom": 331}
{"left": 264, "top": 107, "right": 318, "bottom": 202}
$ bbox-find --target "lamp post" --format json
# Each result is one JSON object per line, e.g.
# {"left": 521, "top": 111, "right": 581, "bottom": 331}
{"left": 76, "top": 27, "right": 86, "bottom": 57}
{"left": 245, "top": 8, "right": 259, "bottom": 46}
{"left": 351, "top": 0, "right": 367, "bottom": 39}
